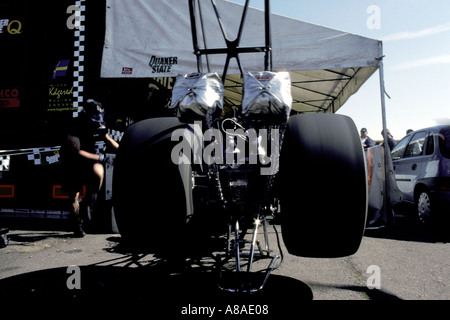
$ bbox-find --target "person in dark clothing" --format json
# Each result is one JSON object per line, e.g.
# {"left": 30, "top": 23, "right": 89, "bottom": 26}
{"left": 381, "top": 129, "right": 397, "bottom": 151}
{"left": 61, "top": 99, "right": 119, "bottom": 237}
{"left": 360, "top": 128, "right": 375, "bottom": 149}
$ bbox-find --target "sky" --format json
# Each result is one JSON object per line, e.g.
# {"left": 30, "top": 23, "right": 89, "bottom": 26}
{"left": 231, "top": 0, "right": 450, "bottom": 141}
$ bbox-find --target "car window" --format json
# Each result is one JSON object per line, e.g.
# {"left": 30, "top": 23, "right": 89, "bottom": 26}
{"left": 439, "top": 127, "right": 450, "bottom": 159}
{"left": 405, "top": 131, "right": 427, "bottom": 158}
{"left": 391, "top": 136, "right": 410, "bottom": 160}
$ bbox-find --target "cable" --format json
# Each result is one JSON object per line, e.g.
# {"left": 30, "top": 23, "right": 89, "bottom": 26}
{"left": 221, "top": 118, "right": 248, "bottom": 142}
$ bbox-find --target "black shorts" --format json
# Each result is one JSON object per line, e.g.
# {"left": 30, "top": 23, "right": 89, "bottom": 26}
{"left": 61, "top": 159, "right": 96, "bottom": 194}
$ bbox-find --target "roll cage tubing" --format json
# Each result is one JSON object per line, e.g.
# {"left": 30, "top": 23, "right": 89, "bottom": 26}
{"left": 188, "top": 0, "right": 273, "bottom": 82}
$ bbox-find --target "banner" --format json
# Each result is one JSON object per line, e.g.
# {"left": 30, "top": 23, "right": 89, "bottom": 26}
{"left": 367, "top": 145, "right": 384, "bottom": 213}
{"left": 366, "top": 145, "right": 403, "bottom": 224}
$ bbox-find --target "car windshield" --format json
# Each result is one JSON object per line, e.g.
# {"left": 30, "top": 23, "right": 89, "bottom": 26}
{"left": 391, "top": 136, "right": 409, "bottom": 160}
{"left": 439, "top": 127, "right": 450, "bottom": 159}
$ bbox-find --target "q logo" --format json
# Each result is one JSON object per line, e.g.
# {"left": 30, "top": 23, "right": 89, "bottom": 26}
{"left": 7, "top": 20, "right": 22, "bottom": 34}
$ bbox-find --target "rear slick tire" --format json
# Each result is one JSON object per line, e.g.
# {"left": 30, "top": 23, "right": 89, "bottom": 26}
{"left": 280, "top": 114, "right": 368, "bottom": 258}
{"left": 113, "top": 117, "right": 190, "bottom": 254}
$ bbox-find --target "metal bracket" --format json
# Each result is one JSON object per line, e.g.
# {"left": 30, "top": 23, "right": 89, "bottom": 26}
{"left": 188, "top": 0, "right": 272, "bottom": 82}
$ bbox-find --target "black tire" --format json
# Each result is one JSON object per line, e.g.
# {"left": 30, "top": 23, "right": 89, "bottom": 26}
{"left": 279, "top": 114, "right": 367, "bottom": 258}
{"left": 113, "top": 117, "right": 191, "bottom": 253}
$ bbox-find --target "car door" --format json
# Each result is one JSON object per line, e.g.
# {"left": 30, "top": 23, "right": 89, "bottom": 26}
{"left": 391, "top": 131, "right": 428, "bottom": 203}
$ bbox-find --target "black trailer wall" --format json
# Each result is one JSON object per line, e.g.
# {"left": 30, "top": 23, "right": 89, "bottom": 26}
{"left": 1, "top": 0, "right": 176, "bottom": 151}
{"left": 0, "top": 0, "right": 176, "bottom": 217}
{"left": 0, "top": 0, "right": 77, "bottom": 149}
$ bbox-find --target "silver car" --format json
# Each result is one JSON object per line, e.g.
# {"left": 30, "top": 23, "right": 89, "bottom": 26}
{"left": 391, "top": 125, "right": 450, "bottom": 224}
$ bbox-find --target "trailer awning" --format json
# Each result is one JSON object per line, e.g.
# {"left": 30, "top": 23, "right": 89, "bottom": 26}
{"left": 101, "top": 0, "right": 382, "bottom": 113}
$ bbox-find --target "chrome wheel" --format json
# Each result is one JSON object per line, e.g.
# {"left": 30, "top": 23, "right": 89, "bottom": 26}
{"left": 417, "top": 191, "right": 432, "bottom": 224}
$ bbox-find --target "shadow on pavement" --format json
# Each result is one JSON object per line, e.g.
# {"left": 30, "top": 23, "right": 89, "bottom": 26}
{"left": 335, "top": 285, "right": 401, "bottom": 300}
{"left": 0, "top": 232, "right": 315, "bottom": 316}
{"left": 7, "top": 232, "right": 73, "bottom": 243}
{"left": 364, "top": 213, "right": 449, "bottom": 244}
{"left": 1, "top": 218, "right": 423, "bottom": 312}
{"left": 0, "top": 263, "right": 313, "bottom": 316}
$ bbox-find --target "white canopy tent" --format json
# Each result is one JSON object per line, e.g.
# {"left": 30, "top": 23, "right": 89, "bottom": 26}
{"left": 101, "top": 0, "right": 384, "bottom": 114}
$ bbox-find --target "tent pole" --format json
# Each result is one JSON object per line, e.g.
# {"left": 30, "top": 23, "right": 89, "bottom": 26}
{"left": 188, "top": 0, "right": 202, "bottom": 73}
{"left": 377, "top": 50, "right": 392, "bottom": 225}
{"left": 264, "top": 0, "right": 272, "bottom": 71}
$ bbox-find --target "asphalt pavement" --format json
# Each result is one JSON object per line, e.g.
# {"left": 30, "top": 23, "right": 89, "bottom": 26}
{"left": 0, "top": 213, "right": 449, "bottom": 316}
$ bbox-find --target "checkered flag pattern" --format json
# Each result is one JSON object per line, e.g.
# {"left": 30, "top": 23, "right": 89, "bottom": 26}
{"left": 0, "top": 156, "right": 10, "bottom": 172}
{"left": 1, "top": 147, "right": 61, "bottom": 171}
{"left": 94, "top": 130, "right": 124, "bottom": 154}
{"left": 108, "top": 129, "right": 124, "bottom": 142}
{"left": 95, "top": 141, "right": 106, "bottom": 155}
{"left": 73, "top": 0, "right": 86, "bottom": 118}
{"left": 26, "top": 147, "right": 60, "bottom": 166}
{"left": 27, "top": 150, "right": 42, "bottom": 165}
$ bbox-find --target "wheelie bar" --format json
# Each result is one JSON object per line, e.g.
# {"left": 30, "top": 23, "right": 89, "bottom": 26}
{"left": 216, "top": 215, "right": 281, "bottom": 293}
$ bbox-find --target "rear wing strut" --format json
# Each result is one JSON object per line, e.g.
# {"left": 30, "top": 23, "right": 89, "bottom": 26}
{"left": 188, "top": 0, "right": 273, "bottom": 82}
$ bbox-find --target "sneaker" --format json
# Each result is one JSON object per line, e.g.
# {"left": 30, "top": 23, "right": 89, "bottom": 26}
{"left": 0, "top": 228, "right": 9, "bottom": 248}
{"left": 69, "top": 215, "right": 86, "bottom": 238}
{"left": 73, "top": 225, "right": 86, "bottom": 238}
